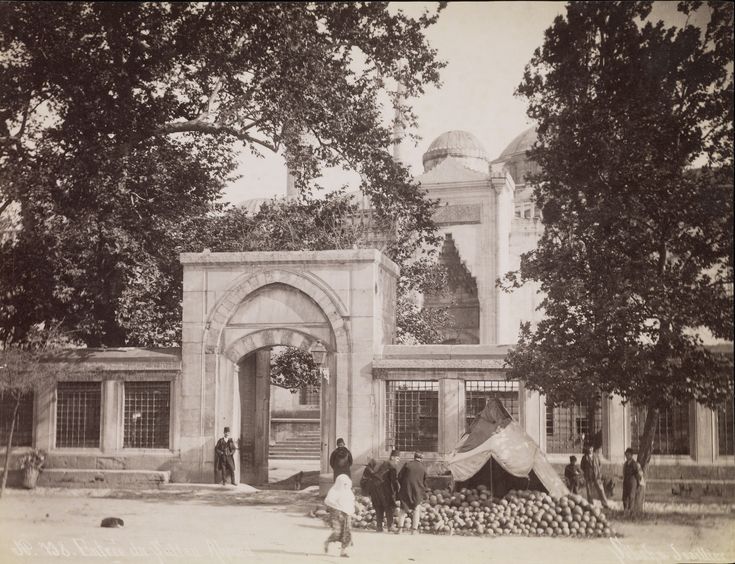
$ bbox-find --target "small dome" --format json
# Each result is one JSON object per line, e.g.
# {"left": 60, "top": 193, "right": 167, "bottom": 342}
{"left": 422, "top": 130, "right": 489, "bottom": 173}
{"left": 496, "top": 127, "right": 537, "bottom": 161}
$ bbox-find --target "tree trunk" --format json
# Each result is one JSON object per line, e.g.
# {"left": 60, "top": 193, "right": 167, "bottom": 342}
{"left": 634, "top": 407, "right": 659, "bottom": 514}
{"left": 0, "top": 398, "right": 20, "bottom": 498}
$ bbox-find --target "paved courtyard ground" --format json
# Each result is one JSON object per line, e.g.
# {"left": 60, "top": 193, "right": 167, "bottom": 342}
{"left": 0, "top": 486, "right": 733, "bottom": 564}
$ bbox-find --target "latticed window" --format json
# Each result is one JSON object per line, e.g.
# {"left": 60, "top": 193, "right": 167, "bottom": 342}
{"left": 545, "top": 397, "right": 602, "bottom": 453}
{"left": 465, "top": 381, "right": 519, "bottom": 430}
{"left": 299, "top": 386, "right": 320, "bottom": 407}
{"left": 630, "top": 403, "right": 690, "bottom": 455}
{"left": 124, "top": 381, "right": 171, "bottom": 449}
{"left": 0, "top": 390, "right": 34, "bottom": 447}
{"left": 56, "top": 382, "right": 101, "bottom": 448}
{"left": 386, "top": 380, "right": 438, "bottom": 453}
{"left": 717, "top": 398, "right": 734, "bottom": 456}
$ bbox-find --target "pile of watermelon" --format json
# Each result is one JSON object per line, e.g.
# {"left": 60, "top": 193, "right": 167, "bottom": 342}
{"left": 348, "top": 486, "right": 615, "bottom": 538}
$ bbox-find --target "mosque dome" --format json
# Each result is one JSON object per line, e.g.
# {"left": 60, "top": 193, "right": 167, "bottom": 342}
{"left": 493, "top": 127, "right": 539, "bottom": 188}
{"left": 496, "top": 127, "right": 537, "bottom": 161}
{"left": 422, "top": 130, "right": 489, "bottom": 174}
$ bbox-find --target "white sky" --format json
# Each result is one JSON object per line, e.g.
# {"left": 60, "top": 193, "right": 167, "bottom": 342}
{"left": 221, "top": 1, "right": 692, "bottom": 205}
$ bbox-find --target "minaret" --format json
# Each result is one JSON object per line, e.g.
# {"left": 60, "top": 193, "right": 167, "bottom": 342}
{"left": 286, "top": 165, "right": 297, "bottom": 198}
{"left": 284, "top": 121, "right": 300, "bottom": 198}
{"left": 392, "top": 61, "right": 408, "bottom": 167}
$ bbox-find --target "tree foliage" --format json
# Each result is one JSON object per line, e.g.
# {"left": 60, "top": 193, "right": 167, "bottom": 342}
{"left": 505, "top": 1, "right": 733, "bottom": 470}
{"left": 0, "top": 2, "right": 445, "bottom": 346}
{"left": 269, "top": 346, "right": 321, "bottom": 393}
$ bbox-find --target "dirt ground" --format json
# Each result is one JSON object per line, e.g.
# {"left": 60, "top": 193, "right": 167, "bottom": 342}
{"left": 0, "top": 486, "right": 733, "bottom": 564}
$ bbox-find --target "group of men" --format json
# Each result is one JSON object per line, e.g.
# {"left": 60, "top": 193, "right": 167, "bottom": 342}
{"left": 329, "top": 439, "right": 427, "bottom": 534}
{"left": 564, "top": 444, "right": 645, "bottom": 512}
{"left": 360, "top": 449, "right": 428, "bottom": 534}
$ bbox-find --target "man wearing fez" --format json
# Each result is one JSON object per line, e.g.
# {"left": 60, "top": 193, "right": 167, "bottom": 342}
{"left": 215, "top": 426, "right": 237, "bottom": 486}
{"left": 397, "top": 452, "right": 428, "bottom": 534}
{"left": 329, "top": 438, "right": 353, "bottom": 481}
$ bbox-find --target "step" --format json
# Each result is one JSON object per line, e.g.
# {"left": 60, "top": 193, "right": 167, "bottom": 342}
{"left": 272, "top": 442, "right": 321, "bottom": 448}
{"left": 268, "top": 447, "right": 322, "bottom": 454}
{"left": 270, "top": 441, "right": 321, "bottom": 447}
{"left": 37, "top": 469, "right": 170, "bottom": 489}
{"left": 269, "top": 453, "right": 320, "bottom": 460}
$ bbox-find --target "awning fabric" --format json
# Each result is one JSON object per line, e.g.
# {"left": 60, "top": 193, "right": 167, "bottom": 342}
{"left": 448, "top": 399, "right": 569, "bottom": 498}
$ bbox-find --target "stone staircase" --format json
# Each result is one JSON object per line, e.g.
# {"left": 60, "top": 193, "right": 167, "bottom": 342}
{"left": 269, "top": 431, "right": 321, "bottom": 460}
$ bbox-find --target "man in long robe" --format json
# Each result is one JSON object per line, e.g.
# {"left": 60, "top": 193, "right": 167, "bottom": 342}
{"left": 397, "top": 452, "right": 427, "bottom": 534}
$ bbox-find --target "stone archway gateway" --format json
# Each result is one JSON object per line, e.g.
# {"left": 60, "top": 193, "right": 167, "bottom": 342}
{"left": 177, "top": 250, "right": 399, "bottom": 484}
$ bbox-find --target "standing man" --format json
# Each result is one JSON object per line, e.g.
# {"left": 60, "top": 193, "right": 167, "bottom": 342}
{"left": 215, "top": 426, "right": 237, "bottom": 486}
{"left": 622, "top": 448, "right": 644, "bottom": 514}
{"left": 362, "top": 450, "right": 400, "bottom": 533}
{"left": 590, "top": 445, "right": 610, "bottom": 508}
{"left": 330, "top": 438, "right": 353, "bottom": 481}
{"left": 580, "top": 445, "right": 594, "bottom": 501}
{"left": 397, "top": 452, "right": 427, "bottom": 535}
{"left": 564, "top": 455, "right": 583, "bottom": 494}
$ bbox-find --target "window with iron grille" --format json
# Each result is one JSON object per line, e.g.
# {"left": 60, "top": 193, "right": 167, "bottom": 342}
{"left": 717, "top": 398, "right": 734, "bottom": 456}
{"left": 386, "top": 380, "right": 438, "bottom": 453}
{"left": 465, "top": 381, "right": 519, "bottom": 430}
{"left": 545, "top": 397, "right": 602, "bottom": 453}
{"left": 56, "top": 382, "right": 101, "bottom": 448}
{"left": 630, "top": 403, "right": 690, "bottom": 455}
{"left": 299, "top": 386, "right": 320, "bottom": 407}
{"left": 0, "top": 390, "right": 34, "bottom": 447}
{"left": 124, "top": 381, "right": 171, "bottom": 449}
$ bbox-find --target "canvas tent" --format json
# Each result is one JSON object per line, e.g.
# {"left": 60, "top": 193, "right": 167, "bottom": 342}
{"left": 448, "top": 399, "right": 569, "bottom": 498}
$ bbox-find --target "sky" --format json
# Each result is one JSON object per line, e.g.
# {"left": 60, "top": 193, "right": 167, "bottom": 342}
{"left": 220, "top": 1, "right": 692, "bottom": 205}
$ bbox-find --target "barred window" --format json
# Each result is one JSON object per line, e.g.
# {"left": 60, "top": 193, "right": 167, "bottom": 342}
{"left": 465, "top": 381, "right": 519, "bottom": 430}
{"left": 299, "top": 386, "right": 320, "bottom": 407}
{"left": 124, "top": 381, "right": 171, "bottom": 449}
{"left": 717, "top": 398, "right": 734, "bottom": 456}
{"left": 0, "top": 391, "right": 34, "bottom": 447}
{"left": 546, "top": 397, "right": 602, "bottom": 453}
{"left": 630, "top": 403, "right": 690, "bottom": 455}
{"left": 56, "top": 382, "right": 101, "bottom": 448}
{"left": 386, "top": 380, "right": 438, "bottom": 453}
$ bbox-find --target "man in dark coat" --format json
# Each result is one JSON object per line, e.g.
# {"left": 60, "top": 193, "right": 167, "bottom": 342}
{"left": 362, "top": 450, "right": 400, "bottom": 533}
{"left": 329, "top": 438, "right": 353, "bottom": 481}
{"left": 564, "top": 455, "right": 583, "bottom": 494}
{"left": 622, "top": 448, "right": 644, "bottom": 513}
{"left": 580, "top": 445, "right": 594, "bottom": 500}
{"left": 215, "top": 426, "right": 237, "bottom": 486}
{"left": 397, "top": 452, "right": 427, "bottom": 534}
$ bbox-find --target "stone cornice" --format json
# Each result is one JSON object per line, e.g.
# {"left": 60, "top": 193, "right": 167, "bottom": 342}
{"left": 180, "top": 249, "right": 400, "bottom": 276}
{"left": 372, "top": 358, "right": 507, "bottom": 372}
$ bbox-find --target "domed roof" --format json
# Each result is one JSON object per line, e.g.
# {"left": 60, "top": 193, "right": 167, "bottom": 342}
{"left": 422, "top": 130, "right": 488, "bottom": 173}
{"left": 496, "top": 127, "right": 537, "bottom": 161}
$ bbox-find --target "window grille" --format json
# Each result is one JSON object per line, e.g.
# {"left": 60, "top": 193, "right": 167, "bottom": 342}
{"left": 465, "top": 381, "right": 519, "bottom": 430}
{"left": 299, "top": 386, "right": 320, "bottom": 407}
{"left": 717, "top": 398, "right": 734, "bottom": 456}
{"left": 386, "top": 380, "right": 438, "bottom": 453}
{"left": 630, "top": 403, "right": 690, "bottom": 455}
{"left": 545, "top": 396, "right": 602, "bottom": 453}
{"left": 0, "top": 391, "right": 34, "bottom": 447}
{"left": 56, "top": 382, "right": 101, "bottom": 448}
{"left": 124, "top": 381, "right": 171, "bottom": 449}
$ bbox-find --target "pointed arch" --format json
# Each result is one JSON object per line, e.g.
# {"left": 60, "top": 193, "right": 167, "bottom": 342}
{"left": 205, "top": 268, "right": 350, "bottom": 354}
